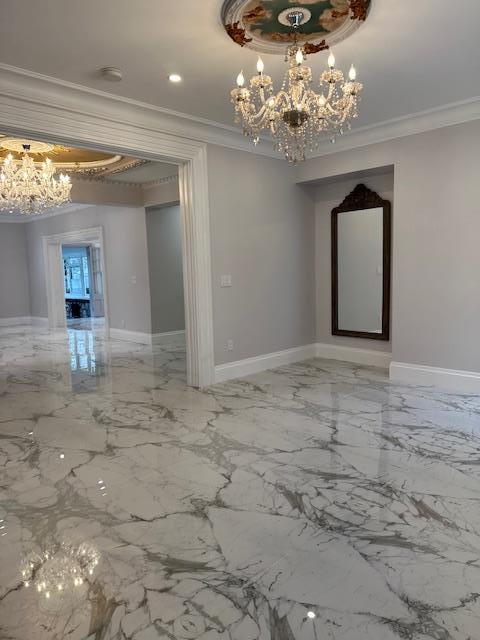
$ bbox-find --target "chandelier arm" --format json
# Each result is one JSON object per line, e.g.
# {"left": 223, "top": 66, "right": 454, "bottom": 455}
{"left": 271, "top": 90, "right": 293, "bottom": 110}
{"left": 323, "top": 83, "right": 336, "bottom": 103}
{"left": 303, "top": 89, "right": 320, "bottom": 109}
{"left": 326, "top": 96, "right": 356, "bottom": 121}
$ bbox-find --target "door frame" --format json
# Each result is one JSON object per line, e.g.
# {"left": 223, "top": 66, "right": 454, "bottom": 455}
{"left": 0, "top": 90, "right": 215, "bottom": 387}
{"left": 43, "top": 226, "right": 109, "bottom": 332}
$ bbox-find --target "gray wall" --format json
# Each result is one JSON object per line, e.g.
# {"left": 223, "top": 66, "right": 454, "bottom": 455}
{"left": 207, "top": 144, "right": 316, "bottom": 365}
{"left": 25, "top": 205, "right": 152, "bottom": 333}
{"left": 146, "top": 205, "right": 185, "bottom": 334}
{"left": 0, "top": 223, "right": 30, "bottom": 319}
{"left": 297, "top": 120, "right": 480, "bottom": 372}
{"left": 314, "top": 172, "right": 394, "bottom": 353}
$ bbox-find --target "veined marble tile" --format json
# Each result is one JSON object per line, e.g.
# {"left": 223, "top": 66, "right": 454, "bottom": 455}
{"left": 0, "top": 325, "right": 480, "bottom": 639}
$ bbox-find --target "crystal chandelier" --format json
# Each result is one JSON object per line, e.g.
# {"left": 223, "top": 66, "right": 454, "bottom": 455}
{"left": 230, "top": 10, "right": 363, "bottom": 163}
{"left": 0, "top": 143, "right": 71, "bottom": 214}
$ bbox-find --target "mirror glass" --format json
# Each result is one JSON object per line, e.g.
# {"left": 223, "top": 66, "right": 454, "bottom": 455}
{"left": 331, "top": 184, "right": 391, "bottom": 341}
{"left": 337, "top": 207, "right": 383, "bottom": 333}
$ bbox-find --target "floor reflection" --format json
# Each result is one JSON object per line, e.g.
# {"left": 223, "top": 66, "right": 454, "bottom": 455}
{"left": 68, "top": 329, "right": 98, "bottom": 373}
{"left": 21, "top": 540, "right": 100, "bottom": 600}
{"left": 67, "top": 328, "right": 109, "bottom": 393}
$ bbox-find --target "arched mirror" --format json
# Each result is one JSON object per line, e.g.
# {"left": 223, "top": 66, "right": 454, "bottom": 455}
{"left": 331, "top": 184, "right": 391, "bottom": 340}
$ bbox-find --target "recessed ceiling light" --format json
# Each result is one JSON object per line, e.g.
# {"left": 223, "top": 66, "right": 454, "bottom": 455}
{"left": 169, "top": 73, "right": 182, "bottom": 83}
{"left": 307, "top": 611, "right": 316, "bottom": 619}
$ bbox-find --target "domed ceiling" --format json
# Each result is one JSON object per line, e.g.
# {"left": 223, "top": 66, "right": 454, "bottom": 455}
{"left": 0, "top": 135, "right": 145, "bottom": 177}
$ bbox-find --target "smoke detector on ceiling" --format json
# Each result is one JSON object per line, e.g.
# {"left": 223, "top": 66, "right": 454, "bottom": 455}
{"left": 100, "top": 67, "right": 123, "bottom": 82}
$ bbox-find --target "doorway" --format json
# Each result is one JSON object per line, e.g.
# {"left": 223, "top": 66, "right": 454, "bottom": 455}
{"left": 43, "top": 227, "right": 109, "bottom": 333}
{"left": 0, "top": 113, "right": 215, "bottom": 387}
{"left": 62, "top": 243, "right": 105, "bottom": 329}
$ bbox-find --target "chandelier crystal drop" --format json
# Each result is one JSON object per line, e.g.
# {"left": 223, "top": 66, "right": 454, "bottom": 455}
{"left": 0, "top": 144, "right": 72, "bottom": 214}
{"left": 230, "top": 11, "right": 363, "bottom": 163}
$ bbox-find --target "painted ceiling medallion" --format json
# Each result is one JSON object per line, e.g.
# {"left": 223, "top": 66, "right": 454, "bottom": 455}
{"left": 222, "top": 0, "right": 371, "bottom": 54}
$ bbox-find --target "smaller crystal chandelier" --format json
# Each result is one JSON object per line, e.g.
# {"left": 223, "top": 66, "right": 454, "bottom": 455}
{"left": 231, "top": 10, "right": 363, "bottom": 163}
{"left": 0, "top": 143, "right": 71, "bottom": 214}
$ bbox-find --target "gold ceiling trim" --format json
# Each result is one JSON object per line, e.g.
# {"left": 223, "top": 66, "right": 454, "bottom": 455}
{"left": 0, "top": 135, "right": 146, "bottom": 177}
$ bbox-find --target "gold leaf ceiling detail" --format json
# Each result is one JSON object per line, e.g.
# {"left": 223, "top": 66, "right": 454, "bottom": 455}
{"left": 0, "top": 135, "right": 146, "bottom": 177}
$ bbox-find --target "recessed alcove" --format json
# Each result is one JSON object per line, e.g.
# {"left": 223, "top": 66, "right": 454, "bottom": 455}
{"left": 304, "top": 165, "right": 394, "bottom": 355}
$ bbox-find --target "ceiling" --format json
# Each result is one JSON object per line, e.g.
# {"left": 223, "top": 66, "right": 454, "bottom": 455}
{"left": 0, "top": 1, "right": 479, "bottom": 133}
{"left": 0, "top": 134, "right": 146, "bottom": 175}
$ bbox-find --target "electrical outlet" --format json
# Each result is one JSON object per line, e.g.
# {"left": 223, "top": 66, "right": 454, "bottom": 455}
{"left": 131, "top": 275, "right": 137, "bottom": 284}
{"left": 220, "top": 274, "right": 232, "bottom": 288}
{"left": 226, "top": 339, "right": 234, "bottom": 351}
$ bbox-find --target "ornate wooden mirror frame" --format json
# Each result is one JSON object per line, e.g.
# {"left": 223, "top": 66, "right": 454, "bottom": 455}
{"left": 331, "top": 183, "right": 391, "bottom": 340}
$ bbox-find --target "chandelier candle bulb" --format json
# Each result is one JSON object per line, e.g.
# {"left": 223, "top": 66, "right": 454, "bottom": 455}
{"left": 295, "top": 48, "right": 303, "bottom": 65}
{"left": 236, "top": 71, "right": 245, "bottom": 87}
{"left": 328, "top": 51, "right": 336, "bottom": 69}
{"left": 256, "top": 57, "right": 264, "bottom": 74}
{"left": 349, "top": 65, "right": 357, "bottom": 81}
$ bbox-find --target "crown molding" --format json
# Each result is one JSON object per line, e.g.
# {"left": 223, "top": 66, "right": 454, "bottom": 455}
{"left": 0, "top": 63, "right": 277, "bottom": 159}
{"left": 73, "top": 174, "right": 143, "bottom": 189}
{"left": 1, "top": 63, "right": 479, "bottom": 166}
{"left": 82, "top": 173, "right": 179, "bottom": 189}
{"left": 308, "top": 96, "right": 480, "bottom": 157}
{"left": 142, "top": 174, "right": 179, "bottom": 189}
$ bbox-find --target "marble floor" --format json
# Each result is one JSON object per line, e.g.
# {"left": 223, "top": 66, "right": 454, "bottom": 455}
{"left": 1, "top": 327, "right": 480, "bottom": 640}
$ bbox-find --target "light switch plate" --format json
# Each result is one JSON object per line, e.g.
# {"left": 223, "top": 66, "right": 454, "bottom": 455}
{"left": 220, "top": 274, "right": 232, "bottom": 287}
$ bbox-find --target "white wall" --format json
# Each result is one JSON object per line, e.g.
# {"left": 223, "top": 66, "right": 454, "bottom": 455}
{"left": 143, "top": 180, "right": 179, "bottom": 209}
{"left": 297, "top": 120, "right": 480, "bottom": 373}
{"left": 207, "top": 144, "right": 316, "bottom": 365}
{"left": 0, "top": 223, "right": 30, "bottom": 320}
{"left": 146, "top": 205, "right": 185, "bottom": 334}
{"left": 25, "top": 205, "right": 152, "bottom": 334}
{"left": 314, "top": 172, "right": 393, "bottom": 353}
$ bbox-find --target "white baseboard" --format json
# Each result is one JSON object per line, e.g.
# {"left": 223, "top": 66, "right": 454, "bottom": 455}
{"left": 0, "top": 316, "right": 32, "bottom": 327}
{"left": 0, "top": 316, "right": 49, "bottom": 328}
{"left": 109, "top": 328, "right": 152, "bottom": 344}
{"left": 152, "top": 329, "right": 185, "bottom": 345}
{"left": 109, "top": 328, "right": 186, "bottom": 345}
{"left": 390, "top": 361, "right": 480, "bottom": 394}
{"left": 315, "top": 342, "right": 392, "bottom": 369}
{"left": 215, "top": 344, "right": 317, "bottom": 383}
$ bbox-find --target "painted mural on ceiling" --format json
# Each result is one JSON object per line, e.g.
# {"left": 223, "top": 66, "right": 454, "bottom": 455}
{"left": 222, "top": 0, "right": 371, "bottom": 54}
